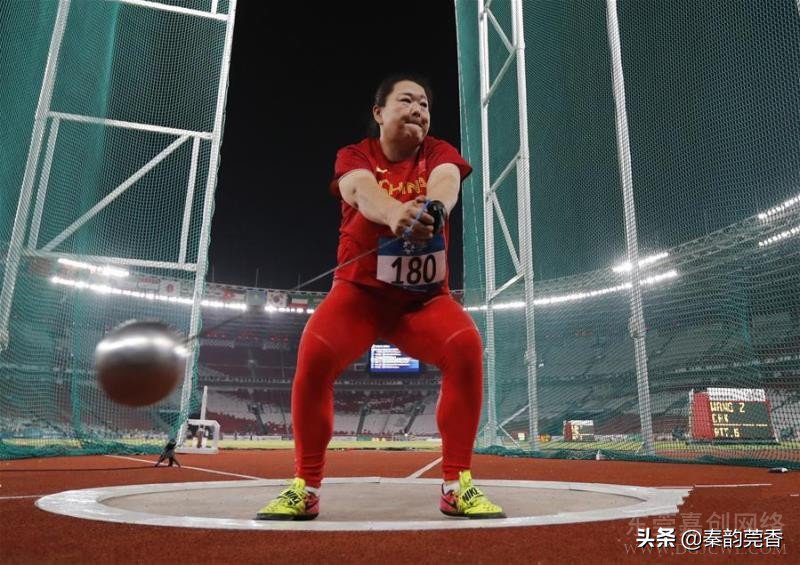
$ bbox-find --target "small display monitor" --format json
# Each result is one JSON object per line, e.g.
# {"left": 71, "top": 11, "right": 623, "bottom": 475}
{"left": 369, "top": 344, "right": 420, "bottom": 374}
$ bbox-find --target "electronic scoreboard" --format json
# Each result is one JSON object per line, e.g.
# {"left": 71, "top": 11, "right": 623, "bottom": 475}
{"left": 369, "top": 344, "right": 420, "bottom": 374}
{"left": 690, "top": 388, "right": 776, "bottom": 442}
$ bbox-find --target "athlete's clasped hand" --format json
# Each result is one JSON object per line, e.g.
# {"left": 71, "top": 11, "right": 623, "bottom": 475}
{"left": 388, "top": 195, "right": 435, "bottom": 244}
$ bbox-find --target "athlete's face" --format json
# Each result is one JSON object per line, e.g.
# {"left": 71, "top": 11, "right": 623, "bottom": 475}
{"left": 373, "top": 80, "right": 430, "bottom": 147}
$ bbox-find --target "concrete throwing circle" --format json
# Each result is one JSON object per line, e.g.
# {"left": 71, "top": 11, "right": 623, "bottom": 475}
{"left": 36, "top": 477, "right": 689, "bottom": 531}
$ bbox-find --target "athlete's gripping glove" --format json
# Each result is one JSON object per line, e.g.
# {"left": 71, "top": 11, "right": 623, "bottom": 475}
{"left": 426, "top": 200, "right": 447, "bottom": 235}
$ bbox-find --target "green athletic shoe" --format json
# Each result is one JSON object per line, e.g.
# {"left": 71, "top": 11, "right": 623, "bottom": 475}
{"left": 256, "top": 478, "right": 320, "bottom": 521}
{"left": 439, "top": 470, "right": 506, "bottom": 519}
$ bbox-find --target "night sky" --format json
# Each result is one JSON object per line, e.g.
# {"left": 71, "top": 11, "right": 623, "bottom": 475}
{"left": 209, "top": 0, "right": 463, "bottom": 291}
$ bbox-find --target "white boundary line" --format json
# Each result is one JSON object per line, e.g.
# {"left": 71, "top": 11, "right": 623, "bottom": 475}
{"left": 105, "top": 455, "right": 265, "bottom": 481}
{"left": 694, "top": 483, "right": 772, "bottom": 488}
{"left": 35, "top": 478, "right": 691, "bottom": 532}
{"left": 0, "top": 495, "right": 46, "bottom": 500}
{"left": 658, "top": 483, "right": 773, "bottom": 490}
{"left": 406, "top": 457, "right": 443, "bottom": 479}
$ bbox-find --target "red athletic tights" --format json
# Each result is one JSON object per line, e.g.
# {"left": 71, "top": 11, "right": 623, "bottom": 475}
{"left": 291, "top": 280, "right": 483, "bottom": 487}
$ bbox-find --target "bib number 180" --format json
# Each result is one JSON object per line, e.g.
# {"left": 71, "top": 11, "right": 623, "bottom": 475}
{"left": 390, "top": 255, "right": 438, "bottom": 285}
{"left": 376, "top": 235, "right": 447, "bottom": 290}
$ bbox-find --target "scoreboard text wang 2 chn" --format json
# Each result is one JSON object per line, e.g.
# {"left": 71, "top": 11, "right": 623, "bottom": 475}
{"left": 690, "top": 388, "right": 777, "bottom": 442}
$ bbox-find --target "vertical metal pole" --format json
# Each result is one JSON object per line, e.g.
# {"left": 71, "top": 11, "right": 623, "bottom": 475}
{"left": 511, "top": 0, "right": 540, "bottom": 451}
{"left": 28, "top": 119, "right": 61, "bottom": 250}
{"left": 178, "top": 137, "right": 200, "bottom": 265}
{"left": 477, "top": 0, "right": 498, "bottom": 446}
{"left": 177, "top": 0, "right": 238, "bottom": 438}
{"left": 0, "top": 0, "right": 72, "bottom": 349}
{"left": 606, "top": 0, "right": 655, "bottom": 455}
{"left": 200, "top": 385, "right": 208, "bottom": 420}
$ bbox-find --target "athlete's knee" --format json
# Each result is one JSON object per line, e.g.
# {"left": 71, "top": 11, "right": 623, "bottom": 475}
{"left": 438, "top": 326, "right": 483, "bottom": 371}
{"left": 295, "top": 330, "right": 346, "bottom": 384}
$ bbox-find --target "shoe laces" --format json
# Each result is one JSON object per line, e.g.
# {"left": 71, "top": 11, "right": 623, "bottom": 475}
{"left": 277, "top": 480, "right": 307, "bottom": 507}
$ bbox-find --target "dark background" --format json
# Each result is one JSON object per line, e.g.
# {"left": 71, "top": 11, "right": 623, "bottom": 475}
{"left": 209, "top": 0, "right": 463, "bottom": 291}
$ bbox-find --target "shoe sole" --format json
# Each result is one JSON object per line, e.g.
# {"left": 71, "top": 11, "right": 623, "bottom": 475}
{"left": 255, "top": 513, "right": 319, "bottom": 521}
{"left": 440, "top": 509, "right": 507, "bottom": 519}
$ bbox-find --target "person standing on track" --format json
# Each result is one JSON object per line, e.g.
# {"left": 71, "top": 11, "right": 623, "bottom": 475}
{"left": 154, "top": 438, "right": 181, "bottom": 468}
{"left": 257, "top": 74, "right": 504, "bottom": 521}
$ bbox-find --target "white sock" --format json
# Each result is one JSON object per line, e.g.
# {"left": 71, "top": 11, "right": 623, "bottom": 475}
{"left": 443, "top": 480, "right": 459, "bottom": 494}
{"left": 306, "top": 485, "right": 320, "bottom": 496}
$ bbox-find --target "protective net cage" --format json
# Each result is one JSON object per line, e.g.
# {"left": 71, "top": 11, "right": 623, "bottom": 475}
{"left": 0, "top": 0, "right": 236, "bottom": 459}
{"left": 457, "top": 0, "right": 800, "bottom": 467}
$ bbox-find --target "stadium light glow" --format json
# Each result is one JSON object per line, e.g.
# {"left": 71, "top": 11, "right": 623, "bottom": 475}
{"left": 57, "top": 257, "right": 129, "bottom": 278}
{"left": 464, "top": 270, "right": 679, "bottom": 312}
{"left": 611, "top": 251, "right": 669, "bottom": 273}
{"left": 264, "top": 305, "right": 313, "bottom": 315}
{"left": 50, "top": 276, "right": 247, "bottom": 311}
{"left": 758, "top": 225, "right": 800, "bottom": 247}
{"left": 757, "top": 192, "right": 800, "bottom": 221}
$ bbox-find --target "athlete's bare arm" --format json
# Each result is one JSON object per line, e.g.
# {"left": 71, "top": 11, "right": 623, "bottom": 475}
{"left": 339, "top": 170, "right": 433, "bottom": 243}
{"left": 426, "top": 164, "right": 461, "bottom": 214}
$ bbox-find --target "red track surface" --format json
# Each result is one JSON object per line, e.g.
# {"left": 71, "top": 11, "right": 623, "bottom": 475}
{"left": 0, "top": 450, "right": 796, "bottom": 563}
